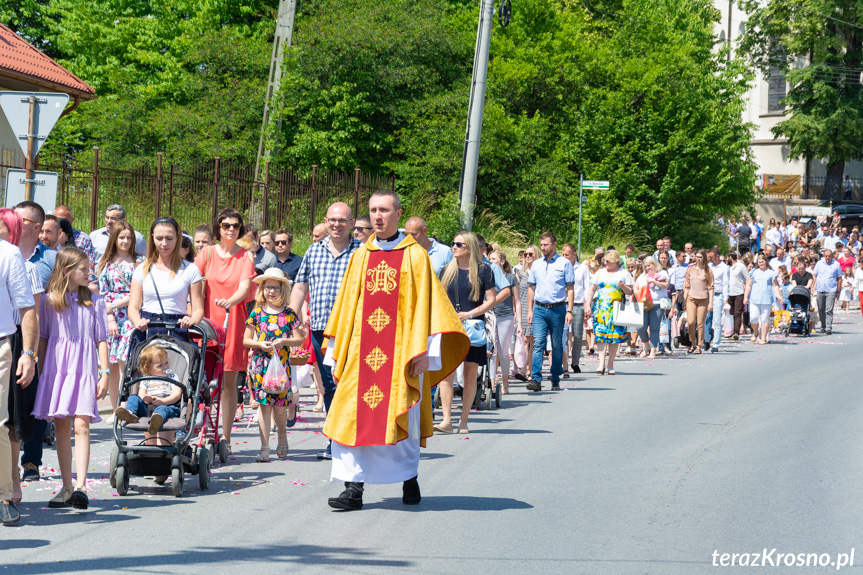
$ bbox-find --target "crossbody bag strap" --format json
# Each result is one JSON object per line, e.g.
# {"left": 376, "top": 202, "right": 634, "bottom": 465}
{"left": 149, "top": 270, "right": 167, "bottom": 316}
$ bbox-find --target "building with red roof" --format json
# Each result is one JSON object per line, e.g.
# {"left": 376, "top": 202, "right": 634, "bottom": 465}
{"left": 0, "top": 22, "right": 95, "bottom": 171}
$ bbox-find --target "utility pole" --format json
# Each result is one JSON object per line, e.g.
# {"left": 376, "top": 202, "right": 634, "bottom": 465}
{"left": 254, "top": 0, "right": 298, "bottom": 183}
{"left": 458, "top": 0, "right": 495, "bottom": 231}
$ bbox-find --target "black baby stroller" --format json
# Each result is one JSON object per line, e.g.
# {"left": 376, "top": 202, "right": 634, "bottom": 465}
{"left": 785, "top": 286, "right": 812, "bottom": 337}
{"left": 109, "top": 322, "right": 213, "bottom": 497}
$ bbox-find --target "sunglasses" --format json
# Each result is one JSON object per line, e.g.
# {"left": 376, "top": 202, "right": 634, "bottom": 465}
{"left": 354, "top": 226, "right": 373, "bottom": 232}
{"left": 220, "top": 222, "right": 241, "bottom": 230}
{"left": 451, "top": 241, "right": 466, "bottom": 248}
{"left": 275, "top": 240, "right": 289, "bottom": 246}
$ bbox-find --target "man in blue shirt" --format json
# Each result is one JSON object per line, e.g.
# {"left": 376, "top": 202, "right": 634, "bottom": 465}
{"left": 526, "top": 232, "right": 574, "bottom": 391}
{"left": 405, "top": 217, "right": 452, "bottom": 275}
{"left": 812, "top": 249, "right": 843, "bottom": 334}
{"left": 14, "top": 202, "right": 56, "bottom": 287}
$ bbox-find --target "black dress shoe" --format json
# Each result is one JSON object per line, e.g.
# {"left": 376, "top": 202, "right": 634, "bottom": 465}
{"left": 68, "top": 489, "right": 89, "bottom": 510}
{"left": 317, "top": 441, "right": 332, "bottom": 460}
{"left": 328, "top": 482, "right": 364, "bottom": 510}
{"left": 570, "top": 364, "right": 581, "bottom": 373}
{"left": 526, "top": 380, "right": 542, "bottom": 391}
{"left": 826, "top": 329, "right": 832, "bottom": 335}
{"left": 0, "top": 500, "right": 20, "bottom": 525}
{"left": 402, "top": 476, "right": 421, "bottom": 505}
{"left": 550, "top": 384, "right": 561, "bottom": 391}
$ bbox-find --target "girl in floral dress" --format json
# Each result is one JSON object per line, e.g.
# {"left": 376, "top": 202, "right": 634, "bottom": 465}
{"left": 97, "top": 222, "right": 143, "bottom": 420}
{"left": 243, "top": 269, "right": 305, "bottom": 462}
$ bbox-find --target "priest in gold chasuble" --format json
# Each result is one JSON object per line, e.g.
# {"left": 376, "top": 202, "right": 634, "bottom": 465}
{"left": 323, "top": 191, "right": 468, "bottom": 510}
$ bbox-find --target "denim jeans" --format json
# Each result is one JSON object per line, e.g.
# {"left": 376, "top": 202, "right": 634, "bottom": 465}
{"left": 637, "top": 306, "right": 664, "bottom": 348}
{"left": 126, "top": 394, "right": 181, "bottom": 422}
{"left": 311, "top": 330, "right": 337, "bottom": 413}
{"left": 531, "top": 305, "right": 566, "bottom": 384}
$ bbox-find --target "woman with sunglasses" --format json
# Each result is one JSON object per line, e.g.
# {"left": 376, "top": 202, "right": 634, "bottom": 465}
{"left": 129, "top": 217, "right": 204, "bottom": 347}
{"left": 434, "top": 232, "right": 496, "bottom": 434}
{"left": 194, "top": 208, "right": 256, "bottom": 452}
{"left": 513, "top": 244, "right": 540, "bottom": 381}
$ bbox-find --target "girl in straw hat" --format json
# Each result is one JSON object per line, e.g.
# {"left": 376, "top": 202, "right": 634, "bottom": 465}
{"left": 243, "top": 268, "right": 306, "bottom": 461}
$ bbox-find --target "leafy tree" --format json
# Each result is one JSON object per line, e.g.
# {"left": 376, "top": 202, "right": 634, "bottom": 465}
{"left": 42, "top": 0, "right": 275, "bottom": 164}
{"left": 268, "top": 0, "right": 475, "bottom": 172}
{"left": 738, "top": 0, "right": 863, "bottom": 198}
{"left": 1, "top": 0, "right": 58, "bottom": 56}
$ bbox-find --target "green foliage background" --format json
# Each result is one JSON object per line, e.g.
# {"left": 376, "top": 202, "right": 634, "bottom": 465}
{"left": 4, "top": 0, "right": 759, "bottom": 250}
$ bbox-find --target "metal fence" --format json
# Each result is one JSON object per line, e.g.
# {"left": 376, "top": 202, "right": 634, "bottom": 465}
{"left": 1, "top": 146, "right": 394, "bottom": 235}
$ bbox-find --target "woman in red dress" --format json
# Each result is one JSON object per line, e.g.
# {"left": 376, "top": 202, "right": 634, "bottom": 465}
{"left": 195, "top": 208, "right": 256, "bottom": 453}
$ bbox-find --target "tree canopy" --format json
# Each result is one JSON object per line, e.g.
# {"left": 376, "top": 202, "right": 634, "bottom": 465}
{"left": 738, "top": 0, "right": 863, "bottom": 196}
{"left": 7, "top": 0, "right": 758, "bottom": 247}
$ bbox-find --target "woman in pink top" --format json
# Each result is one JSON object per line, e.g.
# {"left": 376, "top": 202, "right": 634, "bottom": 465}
{"left": 683, "top": 249, "right": 714, "bottom": 354}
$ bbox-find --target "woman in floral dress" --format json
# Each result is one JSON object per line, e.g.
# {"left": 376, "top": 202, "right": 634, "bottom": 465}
{"left": 98, "top": 222, "right": 142, "bottom": 420}
{"left": 584, "top": 250, "right": 634, "bottom": 375}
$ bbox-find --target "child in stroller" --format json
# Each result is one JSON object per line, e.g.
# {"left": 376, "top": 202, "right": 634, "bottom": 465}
{"left": 115, "top": 345, "right": 181, "bottom": 443}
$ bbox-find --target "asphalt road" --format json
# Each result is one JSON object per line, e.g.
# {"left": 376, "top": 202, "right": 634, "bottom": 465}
{"left": 3, "top": 311, "right": 863, "bottom": 574}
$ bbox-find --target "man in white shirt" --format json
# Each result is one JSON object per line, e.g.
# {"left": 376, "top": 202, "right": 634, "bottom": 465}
{"left": 89, "top": 204, "right": 147, "bottom": 259}
{"left": 707, "top": 247, "right": 729, "bottom": 352}
{"left": 726, "top": 251, "right": 748, "bottom": 340}
{"left": 0, "top": 241, "right": 37, "bottom": 525}
{"left": 561, "top": 243, "right": 590, "bottom": 373}
{"left": 765, "top": 223, "right": 782, "bottom": 251}
{"left": 769, "top": 247, "right": 790, "bottom": 272}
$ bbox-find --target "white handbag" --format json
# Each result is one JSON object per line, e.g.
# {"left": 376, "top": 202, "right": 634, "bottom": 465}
{"left": 612, "top": 298, "right": 645, "bottom": 328}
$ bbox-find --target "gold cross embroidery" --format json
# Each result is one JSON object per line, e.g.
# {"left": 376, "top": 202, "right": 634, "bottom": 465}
{"left": 365, "top": 347, "right": 388, "bottom": 372}
{"left": 367, "top": 307, "right": 391, "bottom": 333}
{"left": 363, "top": 384, "right": 385, "bottom": 409}
{"left": 366, "top": 260, "right": 398, "bottom": 295}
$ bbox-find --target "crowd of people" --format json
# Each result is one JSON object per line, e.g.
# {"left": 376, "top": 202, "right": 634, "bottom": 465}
{"left": 1, "top": 196, "right": 860, "bottom": 523}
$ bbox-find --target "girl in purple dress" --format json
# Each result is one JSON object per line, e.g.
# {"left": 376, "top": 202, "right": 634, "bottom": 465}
{"left": 33, "top": 248, "right": 109, "bottom": 510}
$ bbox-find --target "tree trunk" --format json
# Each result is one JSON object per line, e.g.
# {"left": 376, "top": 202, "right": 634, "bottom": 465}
{"left": 824, "top": 160, "right": 845, "bottom": 202}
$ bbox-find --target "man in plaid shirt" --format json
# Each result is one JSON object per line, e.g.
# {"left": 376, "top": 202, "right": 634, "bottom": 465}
{"left": 290, "top": 201, "right": 360, "bottom": 460}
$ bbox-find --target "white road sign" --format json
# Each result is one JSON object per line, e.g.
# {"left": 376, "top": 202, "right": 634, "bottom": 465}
{"left": 0, "top": 92, "right": 70, "bottom": 158}
{"left": 4, "top": 169, "right": 58, "bottom": 212}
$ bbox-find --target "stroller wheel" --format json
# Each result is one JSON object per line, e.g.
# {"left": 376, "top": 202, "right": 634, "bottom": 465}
{"left": 171, "top": 466, "right": 184, "bottom": 497}
{"left": 217, "top": 439, "right": 229, "bottom": 463}
{"left": 495, "top": 383, "right": 502, "bottom": 408}
{"left": 109, "top": 445, "right": 119, "bottom": 488}
{"left": 198, "top": 447, "right": 211, "bottom": 491}
{"left": 205, "top": 439, "right": 216, "bottom": 466}
{"left": 116, "top": 465, "right": 129, "bottom": 496}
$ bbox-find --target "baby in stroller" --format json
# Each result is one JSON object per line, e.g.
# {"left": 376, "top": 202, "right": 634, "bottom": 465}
{"left": 114, "top": 345, "right": 181, "bottom": 442}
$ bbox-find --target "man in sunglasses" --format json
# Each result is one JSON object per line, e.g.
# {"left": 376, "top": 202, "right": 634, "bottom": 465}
{"left": 89, "top": 204, "right": 147, "bottom": 260}
{"left": 272, "top": 229, "right": 302, "bottom": 281}
{"left": 353, "top": 214, "right": 374, "bottom": 244}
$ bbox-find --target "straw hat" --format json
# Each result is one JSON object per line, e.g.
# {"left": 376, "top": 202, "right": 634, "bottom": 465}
{"left": 252, "top": 267, "right": 291, "bottom": 289}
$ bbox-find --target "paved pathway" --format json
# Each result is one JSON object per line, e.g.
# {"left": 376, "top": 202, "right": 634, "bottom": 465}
{"left": 3, "top": 311, "right": 863, "bottom": 574}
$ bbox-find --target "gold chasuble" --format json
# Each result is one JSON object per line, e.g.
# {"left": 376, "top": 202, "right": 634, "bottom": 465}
{"left": 323, "top": 234, "right": 468, "bottom": 448}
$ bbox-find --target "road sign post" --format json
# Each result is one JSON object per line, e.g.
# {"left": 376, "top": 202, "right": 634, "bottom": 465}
{"left": 577, "top": 178, "right": 609, "bottom": 257}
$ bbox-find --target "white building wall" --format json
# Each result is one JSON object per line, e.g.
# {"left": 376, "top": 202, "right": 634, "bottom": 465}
{"left": 714, "top": 0, "right": 863, "bottom": 181}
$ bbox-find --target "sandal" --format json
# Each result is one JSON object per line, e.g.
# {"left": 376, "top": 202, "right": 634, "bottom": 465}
{"left": 687, "top": 347, "right": 695, "bottom": 354}
{"left": 607, "top": 369, "right": 616, "bottom": 375}
{"left": 638, "top": 351, "right": 648, "bottom": 358}
{"left": 457, "top": 428, "right": 470, "bottom": 434}
{"left": 694, "top": 348, "right": 702, "bottom": 354}
{"left": 595, "top": 367, "right": 605, "bottom": 375}
{"left": 276, "top": 434, "right": 289, "bottom": 458}
{"left": 256, "top": 447, "right": 271, "bottom": 462}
